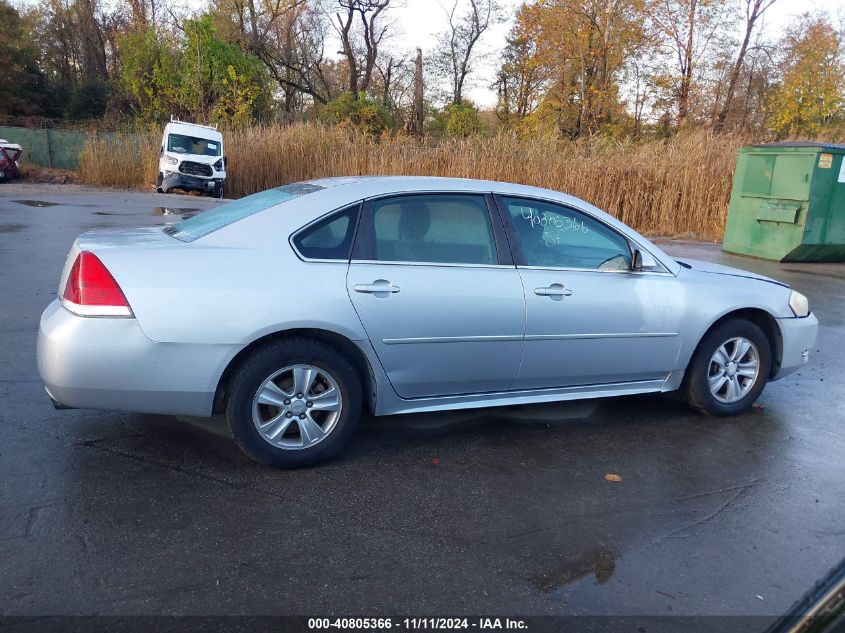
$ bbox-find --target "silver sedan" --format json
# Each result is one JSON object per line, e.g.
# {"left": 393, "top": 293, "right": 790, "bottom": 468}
{"left": 37, "top": 177, "right": 819, "bottom": 467}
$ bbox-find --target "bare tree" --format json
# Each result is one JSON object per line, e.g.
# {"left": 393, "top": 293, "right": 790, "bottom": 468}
{"left": 647, "top": 0, "right": 730, "bottom": 126}
{"left": 214, "top": 0, "right": 340, "bottom": 106}
{"left": 713, "top": 0, "right": 777, "bottom": 132}
{"left": 432, "top": 0, "right": 499, "bottom": 104}
{"left": 335, "top": 0, "right": 391, "bottom": 95}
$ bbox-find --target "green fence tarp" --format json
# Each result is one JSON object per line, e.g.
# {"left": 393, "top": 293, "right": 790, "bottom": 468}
{"left": 0, "top": 126, "right": 102, "bottom": 170}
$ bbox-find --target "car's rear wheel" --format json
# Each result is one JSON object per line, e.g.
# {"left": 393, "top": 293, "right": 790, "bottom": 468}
{"left": 226, "top": 339, "right": 362, "bottom": 467}
{"left": 684, "top": 318, "right": 772, "bottom": 415}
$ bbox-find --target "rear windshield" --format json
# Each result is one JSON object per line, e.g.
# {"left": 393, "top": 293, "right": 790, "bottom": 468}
{"left": 167, "top": 133, "right": 222, "bottom": 157}
{"left": 165, "top": 183, "right": 325, "bottom": 242}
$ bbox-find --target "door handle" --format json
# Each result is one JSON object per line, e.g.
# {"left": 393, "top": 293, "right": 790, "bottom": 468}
{"left": 353, "top": 280, "right": 400, "bottom": 294}
{"left": 534, "top": 283, "right": 572, "bottom": 298}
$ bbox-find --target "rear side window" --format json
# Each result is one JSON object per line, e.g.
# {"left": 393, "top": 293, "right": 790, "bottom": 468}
{"left": 368, "top": 194, "right": 496, "bottom": 265}
{"left": 292, "top": 204, "right": 360, "bottom": 260}
{"left": 166, "top": 182, "right": 324, "bottom": 242}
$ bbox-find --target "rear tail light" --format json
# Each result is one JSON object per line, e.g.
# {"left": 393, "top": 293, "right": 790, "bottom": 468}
{"left": 62, "top": 251, "right": 133, "bottom": 317}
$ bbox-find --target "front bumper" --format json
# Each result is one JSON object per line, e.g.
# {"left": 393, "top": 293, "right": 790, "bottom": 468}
{"left": 773, "top": 313, "right": 819, "bottom": 380}
{"left": 162, "top": 171, "right": 222, "bottom": 193}
{"left": 37, "top": 300, "right": 238, "bottom": 416}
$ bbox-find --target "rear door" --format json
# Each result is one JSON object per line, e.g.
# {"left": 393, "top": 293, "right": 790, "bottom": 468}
{"left": 347, "top": 193, "right": 525, "bottom": 399}
{"left": 495, "top": 195, "right": 684, "bottom": 390}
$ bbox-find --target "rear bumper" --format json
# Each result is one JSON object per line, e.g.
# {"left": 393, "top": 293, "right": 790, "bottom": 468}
{"left": 773, "top": 313, "right": 819, "bottom": 380}
{"left": 37, "top": 299, "right": 238, "bottom": 416}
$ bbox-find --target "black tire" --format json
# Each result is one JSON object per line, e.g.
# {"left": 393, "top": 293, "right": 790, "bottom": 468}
{"left": 684, "top": 318, "right": 772, "bottom": 416}
{"left": 213, "top": 183, "right": 224, "bottom": 199}
{"left": 155, "top": 172, "right": 164, "bottom": 193}
{"left": 225, "top": 338, "right": 362, "bottom": 467}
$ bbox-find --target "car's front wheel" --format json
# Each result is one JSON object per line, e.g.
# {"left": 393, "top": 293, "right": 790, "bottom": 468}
{"left": 684, "top": 318, "right": 772, "bottom": 415}
{"left": 226, "top": 339, "right": 362, "bottom": 467}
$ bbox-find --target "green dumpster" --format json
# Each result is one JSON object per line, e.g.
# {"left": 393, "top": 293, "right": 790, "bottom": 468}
{"left": 723, "top": 142, "right": 845, "bottom": 262}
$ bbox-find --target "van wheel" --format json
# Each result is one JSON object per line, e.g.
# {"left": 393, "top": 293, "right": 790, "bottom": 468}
{"left": 226, "top": 338, "right": 362, "bottom": 468}
{"left": 155, "top": 173, "right": 164, "bottom": 193}
{"left": 684, "top": 318, "right": 772, "bottom": 416}
{"left": 213, "top": 183, "right": 224, "bottom": 199}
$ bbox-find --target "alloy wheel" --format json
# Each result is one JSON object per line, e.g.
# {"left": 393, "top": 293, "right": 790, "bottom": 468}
{"left": 251, "top": 364, "right": 342, "bottom": 450}
{"left": 708, "top": 337, "right": 760, "bottom": 404}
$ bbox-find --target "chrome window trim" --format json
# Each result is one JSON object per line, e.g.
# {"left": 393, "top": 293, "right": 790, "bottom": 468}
{"left": 349, "top": 259, "right": 516, "bottom": 270}
{"left": 517, "top": 264, "right": 671, "bottom": 276}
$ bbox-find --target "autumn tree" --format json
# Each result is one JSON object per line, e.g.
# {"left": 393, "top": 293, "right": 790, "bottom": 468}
{"left": 120, "top": 14, "right": 270, "bottom": 124}
{"left": 118, "top": 27, "right": 181, "bottom": 122}
{"left": 766, "top": 13, "right": 845, "bottom": 138}
{"left": 494, "top": 2, "right": 550, "bottom": 125}
{"left": 511, "top": 0, "right": 648, "bottom": 138}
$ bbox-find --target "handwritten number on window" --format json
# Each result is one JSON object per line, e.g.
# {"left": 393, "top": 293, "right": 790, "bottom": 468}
{"left": 518, "top": 207, "right": 589, "bottom": 238}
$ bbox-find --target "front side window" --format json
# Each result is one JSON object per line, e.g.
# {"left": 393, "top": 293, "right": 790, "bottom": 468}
{"left": 293, "top": 204, "right": 359, "bottom": 260}
{"left": 167, "top": 133, "right": 221, "bottom": 157}
{"left": 502, "top": 196, "right": 632, "bottom": 271}
{"left": 369, "top": 194, "right": 497, "bottom": 265}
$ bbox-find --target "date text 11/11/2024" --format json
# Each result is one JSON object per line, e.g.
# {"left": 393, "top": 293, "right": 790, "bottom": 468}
{"left": 307, "top": 617, "right": 529, "bottom": 630}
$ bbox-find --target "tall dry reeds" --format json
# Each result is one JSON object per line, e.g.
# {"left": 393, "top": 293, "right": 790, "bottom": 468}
{"left": 78, "top": 123, "right": 744, "bottom": 240}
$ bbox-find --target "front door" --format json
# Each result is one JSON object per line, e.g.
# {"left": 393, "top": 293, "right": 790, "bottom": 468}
{"left": 347, "top": 193, "right": 525, "bottom": 399}
{"left": 495, "top": 195, "right": 684, "bottom": 390}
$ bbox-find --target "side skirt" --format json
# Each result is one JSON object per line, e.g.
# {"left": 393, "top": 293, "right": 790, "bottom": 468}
{"left": 374, "top": 378, "right": 670, "bottom": 416}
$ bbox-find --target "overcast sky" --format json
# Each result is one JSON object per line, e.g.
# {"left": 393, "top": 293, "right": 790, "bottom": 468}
{"left": 384, "top": 0, "right": 845, "bottom": 108}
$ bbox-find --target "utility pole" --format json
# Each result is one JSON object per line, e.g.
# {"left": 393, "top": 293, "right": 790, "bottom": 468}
{"left": 413, "top": 48, "right": 424, "bottom": 135}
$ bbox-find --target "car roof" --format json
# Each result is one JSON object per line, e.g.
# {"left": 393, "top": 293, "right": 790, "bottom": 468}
{"left": 308, "top": 175, "right": 586, "bottom": 202}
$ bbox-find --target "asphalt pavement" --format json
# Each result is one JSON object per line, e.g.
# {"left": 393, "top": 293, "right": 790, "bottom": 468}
{"left": 1, "top": 183, "right": 843, "bottom": 623}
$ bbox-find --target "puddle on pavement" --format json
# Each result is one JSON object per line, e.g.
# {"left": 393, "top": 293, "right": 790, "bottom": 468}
{"left": 88, "top": 207, "right": 202, "bottom": 220}
{"left": 152, "top": 207, "right": 201, "bottom": 219}
{"left": 0, "top": 223, "right": 26, "bottom": 233}
{"left": 530, "top": 547, "right": 617, "bottom": 592}
{"left": 13, "top": 200, "right": 60, "bottom": 208}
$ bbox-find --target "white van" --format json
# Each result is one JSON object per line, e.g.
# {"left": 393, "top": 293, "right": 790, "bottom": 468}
{"left": 157, "top": 118, "right": 226, "bottom": 198}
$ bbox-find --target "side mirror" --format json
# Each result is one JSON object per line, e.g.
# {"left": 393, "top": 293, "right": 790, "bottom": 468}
{"left": 632, "top": 249, "right": 658, "bottom": 271}
{"left": 160, "top": 146, "right": 164, "bottom": 155}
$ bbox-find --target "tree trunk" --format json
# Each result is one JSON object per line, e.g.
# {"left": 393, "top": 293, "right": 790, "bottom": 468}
{"left": 413, "top": 48, "right": 424, "bottom": 135}
{"left": 714, "top": 0, "right": 773, "bottom": 132}
{"left": 677, "top": 0, "right": 697, "bottom": 125}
